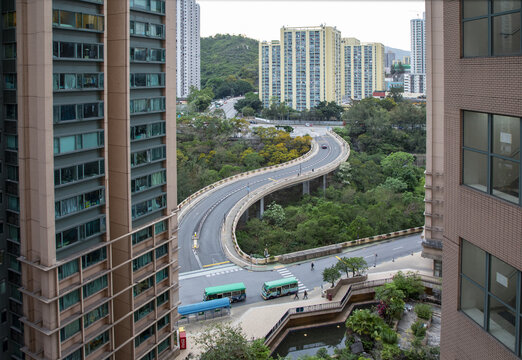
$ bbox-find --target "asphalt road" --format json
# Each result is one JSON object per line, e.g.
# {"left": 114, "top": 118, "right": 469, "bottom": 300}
{"left": 179, "top": 234, "right": 423, "bottom": 306}
{"left": 178, "top": 133, "right": 343, "bottom": 273}
{"left": 221, "top": 97, "right": 242, "bottom": 119}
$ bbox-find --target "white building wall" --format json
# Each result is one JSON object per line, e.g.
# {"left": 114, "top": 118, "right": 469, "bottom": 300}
{"left": 177, "top": 0, "right": 201, "bottom": 98}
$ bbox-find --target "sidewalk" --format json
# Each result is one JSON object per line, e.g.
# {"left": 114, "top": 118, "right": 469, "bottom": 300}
{"left": 177, "top": 252, "right": 433, "bottom": 359}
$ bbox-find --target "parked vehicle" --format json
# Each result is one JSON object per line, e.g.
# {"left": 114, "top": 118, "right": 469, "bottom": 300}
{"left": 203, "top": 282, "right": 246, "bottom": 303}
{"left": 261, "top": 277, "right": 299, "bottom": 300}
{"left": 321, "top": 144, "right": 328, "bottom": 149}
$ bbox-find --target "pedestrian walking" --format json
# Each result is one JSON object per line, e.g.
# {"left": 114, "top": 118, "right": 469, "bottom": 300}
{"left": 311, "top": 262, "right": 315, "bottom": 271}
{"left": 303, "top": 290, "right": 308, "bottom": 299}
{"left": 294, "top": 291, "right": 299, "bottom": 300}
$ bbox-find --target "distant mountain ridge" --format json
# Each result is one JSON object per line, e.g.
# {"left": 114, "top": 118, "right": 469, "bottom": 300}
{"left": 201, "top": 34, "right": 259, "bottom": 89}
{"left": 384, "top": 46, "right": 411, "bottom": 62}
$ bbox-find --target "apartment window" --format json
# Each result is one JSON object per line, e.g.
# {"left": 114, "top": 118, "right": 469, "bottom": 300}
{"left": 60, "top": 319, "right": 81, "bottom": 341}
{"left": 134, "top": 276, "right": 154, "bottom": 297}
{"left": 158, "top": 337, "right": 170, "bottom": 354}
{"left": 3, "top": 12, "right": 15, "bottom": 28}
{"left": 135, "top": 325, "right": 155, "bottom": 348}
{"left": 53, "top": 73, "right": 103, "bottom": 91}
{"left": 462, "top": 0, "right": 521, "bottom": 57}
{"left": 463, "top": 111, "right": 520, "bottom": 205}
{"left": 130, "top": 121, "right": 166, "bottom": 141}
{"left": 130, "top": 47, "right": 165, "bottom": 63}
{"left": 130, "top": 21, "right": 165, "bottom": 39}
{"left": 53, "top": 131, "right": 104, "bottom": 155}
{"left": 130, "top": 97, "right": 166, "bottom": 114}
{"left": 133, "top": 251, "right": 153, "bottom": 272}
{"left": 84, "top": 302, "right": 108, "bottom": 328}
{"left": 85, "top": 331, "right": 109, "bottom": 356}
{"left": 130, "top": 0, "right": 166, "bottom": 14}
{"left": 55, "top": 159, "right": 104, "bottom": 186}
{"left": 157, "top": 313, "right": 169, "bottom": 330}
{"left": 155, "top": 220, "right": 167, "bottom": 235}
{"left": 156, "top": 291, "right": 169, "bottom": 307}
{"left": 141, "top": 349, "right": 156, "bottom": 360}
{"left": 132, "top": 226, "right": 153, "bottom": 245}
{"left": 134, "top": 300, "right": 154, "bottom": 322}
{"left": 130, "top": 146, "right": 166, "bottom": 168}
{"left": 460, "top": 239, "right": 522, "bottom": 354}
{"left": 131, "top": 170, "right": 166, "bottom": 193}
{"left": 52, "top": 10, "right": 104, "bottom": 32}
{"left": 82, "top": 247, "right": 107, "bottom": 269}
{"left": 55, "top": 216, "right": 106, "bottom": 250}
{"left": 83, "top": 275, "right": 107, "bottom": 298}
{"left": 4, "top": 74, "right": 16, "bottom": 89}
{"left": 131, "top": 194, "right": 167, "bottom": 220}
{"left": 55, "top": 188, "right": 105, "bottom": 218}
{"left": 58, "top": 259, "right": 79, "bottom": 280}
{"left": 4, "top": 43, "right": 16, "bottom": 59}
{"left": 59, "top": 289, "right": 80, "bottom": 311}
{"left": 156, "top": 268, "right": 168, "bottom": 284}
{"left": 155, "top": 244, "right": 168, "bottom": 259}
{"left": 53, "top": 41, "right": 104, "bottom": 61}
{"left": 63, "top": 349, "right": 82, "bottom": 360}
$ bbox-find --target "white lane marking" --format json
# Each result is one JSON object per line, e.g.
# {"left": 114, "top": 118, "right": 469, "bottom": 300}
{"left": 364, "top": 255, "right": 373, "bottom": 259}
{"left": 392, "top": 246, "right": 403, "bottom": 250}
{"left": 193, "top": 249, "right": 203, "bottom": 269}
{"left": 180, "top": 264, "right": 241, "bottom": 281}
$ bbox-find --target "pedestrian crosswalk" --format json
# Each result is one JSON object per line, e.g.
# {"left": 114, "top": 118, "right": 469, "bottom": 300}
{"left": 276, "top": 268, "right": 308, "bottom": 292}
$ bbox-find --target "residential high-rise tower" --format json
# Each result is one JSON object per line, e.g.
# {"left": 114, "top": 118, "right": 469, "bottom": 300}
{"left": 406, "top": 13, "right": 426, "bottom": 94}
{"left": 176, "top": 0, "right": 200, "bottom": 99}
{"left": 425, "top": 0, "right": 521, "bottom": 358}
{"left": 0, "top": 1, "right": 180, "bottom": 359}
{"left": 341, "top": 38, "right": 385, "bottom": 101}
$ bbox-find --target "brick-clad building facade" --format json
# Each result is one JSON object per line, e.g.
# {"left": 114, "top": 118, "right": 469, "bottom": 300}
{"left": 427, "top": 0, "right": 522, "bottom": 359}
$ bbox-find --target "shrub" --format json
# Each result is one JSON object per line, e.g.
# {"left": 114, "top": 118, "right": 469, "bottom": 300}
{"left": 414, "top": 303, "right": 433, "bottom": 320}
{"left": 410, "top": 320, "right": 427, "bottom": 339}
{"left": 392, "top": 271, "right": 424, "bottom": 299}
{"left": 381, "top": 343, "right": 401, "bottom": 360}
{"left": 380, "top": 327, "right": 399, "bottom": 345}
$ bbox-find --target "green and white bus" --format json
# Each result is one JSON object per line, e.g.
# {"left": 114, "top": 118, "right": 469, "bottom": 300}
{"left": 203, "top": 282, "right": 246, "bottom": 303}
{"left": 261, "top": 277, "right": 299, "bottom": 300}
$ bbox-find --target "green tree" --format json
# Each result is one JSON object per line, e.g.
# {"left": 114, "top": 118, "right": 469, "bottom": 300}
{"left": 336, "top": 257, "right": 368, "bottom": 277}
{"left": 345, "top": 309, "right": 386, "bottom": 339}
{"left": 242, "top": 106, "right": 255, "bottom": 117}
{"left": 195, "top": 323, "right": 271, "bottom": 360}
{"left": 392, "top": 271, "right": 425, "bottom": 300}
{"left": 263, "top": 202, "right": 285, "bottom": 227}
{"left": 375, "top": 283, "right": 406, "bottom": 322}
{"left": 235, "top": 92, "right": 263, "bottom": 113}
{"left": 322, "top": 266, "right": 341, "bottom": 288}
{"left": 381, "top": 152, "right": 421, "bottom": 191}
{"left": 387, "top": 86, "right": 404, "bottom": 103}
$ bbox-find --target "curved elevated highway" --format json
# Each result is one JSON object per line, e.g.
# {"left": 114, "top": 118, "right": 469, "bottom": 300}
{"left": 178, "top": 130, "right": 348, "bottom": 273}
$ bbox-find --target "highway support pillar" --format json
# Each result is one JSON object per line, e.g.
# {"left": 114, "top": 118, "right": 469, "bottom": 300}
{"left": 259, "top": 197, "right": 264, "bottom": 218}
{"left": 241, "top": 207, "right": 249, "bottom": 223}
{"left": 323, "top": 174, "right": 327, "bottom": 197}
{"left": 303, "top": 181, "right": 310, "bottom": 195}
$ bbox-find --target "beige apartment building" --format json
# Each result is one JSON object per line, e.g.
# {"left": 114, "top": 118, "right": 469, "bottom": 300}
{"left": 259, "top": 25, "right": 342, "bottom": 111}
{"left": 2, "top": 1, "right": 180, "bottom": 360}
{"left": 425, "top": 0, "right": 522, "bottom": 359}
{"left": 340, "top": 37, "right": 385, "bottom": 102}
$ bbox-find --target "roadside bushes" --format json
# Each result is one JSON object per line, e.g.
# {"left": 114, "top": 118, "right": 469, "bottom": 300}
{"left": 414, "top": 303, "right": 433, "bottom": 320}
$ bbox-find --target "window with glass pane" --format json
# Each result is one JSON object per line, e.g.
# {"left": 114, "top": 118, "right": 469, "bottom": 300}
{"left": 134, "top": 276, "right": 153, "bottom": 297}
{"left": 157, "top": 291, "right": 169, "bottom": 306}
{"left": 84, "top": 303, "right": 108, "bottom": 328}
{"left": 158, "top": 337, "right": 170, "bottom": 353}
{"left": 59, "top": 290, "right": 80, "bottom": 311}
{"left": 157, "top": 314, "right": 169, "bottom": 330}
{"left": 60, "top": 319, "right": 80, "bottom": 341}
{"left": 156, "top": 268, "right": 168, "bottom": 283}
{"left": 4, "top": 43, "right": 16, "bottom": 59}
{"left": 83, "top": 275, "right": 107, "bottom": 298}
{"left": 489, "top": 295, "right": 516, "bottom": 351}
{"left": 462, "top": 0, "right": 521, "bottom": 57}
{"left": 4, "top": 74, "right": 16, "bottom": 89}
{"left": 82, "top": 247, "right": 107, "bottom": 269}
{"left": 134, "top": 301, "right": 154, "bottom": 322}
{"left": 462, "top": 111, "right": 521, "bottom": 205}
{"left": 85, "top": 331, "right": 109, "bottom": 355}
{"left": 135, "top": 326, "right": 155, "bottom": 348}
{"left": 58, "top": 260, "right": 79, "bottom": 280}
{"left": 133, "top": 251, "right": 153, "bottom": 271}
{"left": 155, "top": 244, "right": 168, "bottom": 258}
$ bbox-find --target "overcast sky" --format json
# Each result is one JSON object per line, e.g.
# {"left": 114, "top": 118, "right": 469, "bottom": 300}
{"left": 198, "top": 0, "right": 425, "bottom": 51}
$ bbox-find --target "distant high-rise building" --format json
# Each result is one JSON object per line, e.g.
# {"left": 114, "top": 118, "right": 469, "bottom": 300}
{"left": 407, "top": 13, "right": 426, "bottom": 94}
{"left": 402, "top": 55, "right": 411, "bottom": 65}
{"left": 341, "top": 38, "right": 385, "bottom": 101}
{"left": 259, "top": 26, "right": 341, "bottom": 111}
{"left": 259, "top": 41, "right": 281, "bottom": 109}
{"left": 177, "top": 0, "right": 200, "bottom": 98}
{"left": 1, "top": 1, "right": 180, "bottom": 360}
{"left": 385, "top": 51, "right": 396, "bottom": 68}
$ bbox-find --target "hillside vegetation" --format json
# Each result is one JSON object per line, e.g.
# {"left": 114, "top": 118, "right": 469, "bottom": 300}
{"left": 201, "top": 34, "right": 258, "bottom": 96}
